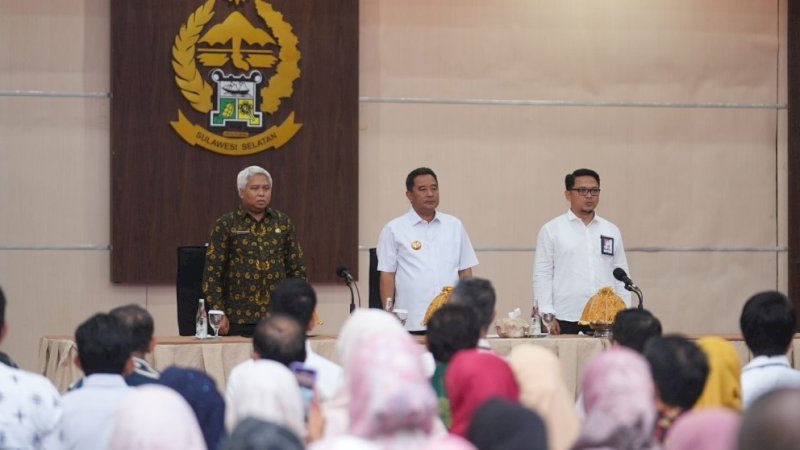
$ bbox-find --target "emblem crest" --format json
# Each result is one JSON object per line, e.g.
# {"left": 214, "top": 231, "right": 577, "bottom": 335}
{"left": 170, "top": 0, "right": 302, "bottom": 155}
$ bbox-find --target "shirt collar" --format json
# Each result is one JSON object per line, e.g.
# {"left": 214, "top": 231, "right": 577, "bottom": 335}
{"left": 746, "top": 354, "right": 791, "bottom": 369}
{"left": 566, "top": 208, "right": 599, "bottom": 225}
{"left": 406, "top": 207, "right": 439, "bottom": 225}
{"left": 83, "top": 373, "right": 129, "bottom": 388}
{"left": 237, "top": 205, "right": 274, "bottom": 222}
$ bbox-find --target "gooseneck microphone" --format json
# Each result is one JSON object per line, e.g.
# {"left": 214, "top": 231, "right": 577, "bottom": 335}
{"left": 336, "top": 266, "right": 360, "bottom": 313}
{"left": 336, "top": 266, "right": 354, "bottom": 284}
{"left": 613, "top": 267, "right": 643, "bottom": 310}
{"left": 612, "top": 267, "right": 636, "bottom": 289}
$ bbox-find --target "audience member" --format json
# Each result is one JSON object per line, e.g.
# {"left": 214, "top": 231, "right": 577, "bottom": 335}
{"left": 611, "top": 308, "right": 662, "bottom": 353}
{"left": 426, "top": 303, "right": 480, "bottom": 429}
{"left": 109, "top": 303, "right": 160, "bottom": 386}
{"left": 252, "top": 314, "right": 307, "bottom": 366}
{"left": 270, "top": 278, "right": 344, "bottom": 400}
{"left": 225, "top": 359, "right": 306, "bottom": 440}
{"left": 738, "top": 387, "right": 800, "bottom": 450}
{"left": 664, "top": 408, "right": 741, "bottom": 450}
{"left": 694, "top": 336, "right": 742, "bottom": 411}
{"left": 0, "top": 287, "right": 62, "bottom": 448}
{"left": 446, "top": 349, "right": 520, "bottom": 437}
{"left": 59, "top": 313, "right": 133, "bottom": 450}
{"left": 508, "top": 344, "right": 579, "bottom": 450}
{"left": 159, "top": 366, "right": 226, "bottom": 450}
{"left": 108, "top": 384, "right": 206, "bottom": 449}
{"left": 644, "top": 335, "right": 709, "bottom": 442}
{"left": 223, "top": 417, "right": 305, "bottom": 450}
{"left": 322, "top": 309, "right": 447, "bottom": 440}
{"left": 739, "top": 291, "right": 800, "bottom": 408}
{"left": 313, "top": 329, "right": 458, "bottom": 449}
{"left": 449, "top": 277, "right": 497, "bottom": 349}
{"left": 468, "top": 398, "right": 547, "bottom": 450}
{"left": 572, "top": 347, "right": 659, "bottom": 450}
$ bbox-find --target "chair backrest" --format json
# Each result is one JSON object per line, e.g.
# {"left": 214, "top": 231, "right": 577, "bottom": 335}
{"left": 369, "top": 248, "right": 382, "bottom": 309}
{"left": 176, "top": 245, "right": 208, "bottom": 336}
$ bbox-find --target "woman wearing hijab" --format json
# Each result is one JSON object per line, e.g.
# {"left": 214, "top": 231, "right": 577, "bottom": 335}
{"left": 108, "top": 385, "right": 206, "bottom": 450}
{"left": 159, "top": 366, "right": 226, "bottom": 450}
{"left": 508, "top": 344, "right": 580, "bottom": 450}
{"left": 694, "top": 336, "right": 742, "bottom": 411}
{"left": 468, "top": 397, "right": 548, "bottom": 450}
{"left": 572, "top": 347, "right": 659, "bottom": 450}
{"left": 224, "top": 359, "right": 306, "bottom": 441}
{"left": 322, "top": 309, "right": 444, "bottom": 439}
{"left": 445, "top": 349, "right": 520, "bottom": 438}
{"left": 664, "top": 408, "right": 741, "bottom": 450}
{"left": 313, "top": 328, "right": 468, "bottom": 449}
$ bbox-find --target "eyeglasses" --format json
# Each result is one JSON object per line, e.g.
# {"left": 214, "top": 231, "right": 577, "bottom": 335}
{"left": 569, "top": 188, "right": 601, "bottom": 197}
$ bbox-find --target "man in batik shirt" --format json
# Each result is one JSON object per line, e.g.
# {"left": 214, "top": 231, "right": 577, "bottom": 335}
{"left": 203, "top": 166, "right": 306, "bottom": 336}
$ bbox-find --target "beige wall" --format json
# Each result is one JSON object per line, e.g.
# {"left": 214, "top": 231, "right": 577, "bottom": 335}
{"left": 0, "top": 0, "right": 788, "bottom": 371}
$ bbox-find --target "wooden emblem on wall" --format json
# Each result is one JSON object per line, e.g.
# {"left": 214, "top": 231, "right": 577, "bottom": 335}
{"left": 111, "top": 0, "right": 358, "bottom": 283}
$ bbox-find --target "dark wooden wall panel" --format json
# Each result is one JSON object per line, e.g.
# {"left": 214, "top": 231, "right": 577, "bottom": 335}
{"left": 111, "top": 0, "right": 358, "bottom": 283}
{"left": 789, "top": 0, "right": 800, "bottom": 323}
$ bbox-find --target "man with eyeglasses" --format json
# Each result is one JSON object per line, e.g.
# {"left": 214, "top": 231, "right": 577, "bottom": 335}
{"left": 533, "top": 168, "right": 631, "bottom": 334}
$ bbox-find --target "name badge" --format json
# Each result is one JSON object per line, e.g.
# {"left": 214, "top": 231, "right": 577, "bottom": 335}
{"left": 233, "top": 230, "right": 250, "bottom": 235}
{"left": 601, "top": 235, "right": 614, "bottom": 256}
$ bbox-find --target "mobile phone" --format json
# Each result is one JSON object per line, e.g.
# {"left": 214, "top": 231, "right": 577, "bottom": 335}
{"left": 289, "top": 362, "right": 317, "bottom": 421}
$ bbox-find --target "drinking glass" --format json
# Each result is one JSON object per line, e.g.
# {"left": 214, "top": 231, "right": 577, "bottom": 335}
{"left": 208, "top": 310, "right": 224, "bottom": 339}
{"left": 541, "top": 313, "right": 555, "bottom": 334}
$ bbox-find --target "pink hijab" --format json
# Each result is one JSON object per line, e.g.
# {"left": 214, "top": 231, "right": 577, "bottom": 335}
{"left": 665, "top": 408, "right": 741, "bottom": 450}
{"left": 445, "top": 349, "right": 520, "bottom": 437}
{"left": 573, "top": 347, "right": 659, "bottom": 450}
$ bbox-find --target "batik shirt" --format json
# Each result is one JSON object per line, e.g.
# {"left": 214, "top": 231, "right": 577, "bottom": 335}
{"left": 203, "top": 206, "right": 306, "bottom": 324}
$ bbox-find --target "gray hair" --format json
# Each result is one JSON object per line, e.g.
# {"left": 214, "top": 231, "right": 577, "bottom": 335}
{"left": 237, "top": 166, "right": 273, "bottom": 193}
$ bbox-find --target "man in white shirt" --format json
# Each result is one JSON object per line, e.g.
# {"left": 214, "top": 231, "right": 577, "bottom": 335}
{"left": 269, "top": 278, "right": 343, "bottom": 400}
{"left": 377, "top": 167, "right": 479, "bottom": 333}
{"left": 59, "top": 313, "right": 133, "bottom": 450}
{"left": 0, "top": 287, "right": 62, "bottom": 449}
{"left": 739, "top": 291, "right": 800, "bottom": 408}
{"left": 533, "top": 168, "right": 630, "bottom": 334}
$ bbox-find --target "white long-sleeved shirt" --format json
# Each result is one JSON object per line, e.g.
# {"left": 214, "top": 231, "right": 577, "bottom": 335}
{"left": 741, "top": 355, "right": 800, "bottom": 408}
{"left": 533, "top": 209, "right": 630, "bottom": 322}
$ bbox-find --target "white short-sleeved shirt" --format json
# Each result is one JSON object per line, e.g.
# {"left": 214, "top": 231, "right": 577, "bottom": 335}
{"left": 533, "top": 209, "right": 631, "bottom": 322}
{"left": 741, "top": 355, "right": 800, "bottom": 408}
{"left": 377, "top": 208, "right": 479, "bottom": 331}
{"left": 0, "top": 363, "right": 62, "bottom": 449}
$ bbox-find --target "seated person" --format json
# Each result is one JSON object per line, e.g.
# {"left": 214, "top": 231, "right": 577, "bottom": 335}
{"left": 611, "top": 308, "right": 662, "bottom": 353}
{"left": 739, "top": 291, "right": 800, "bottom": 408}
{"left": 449, "top": 277, "right": 496, "bottom": 350}
{"left": 110, "top": 303, "right": 160, "bottom": 385}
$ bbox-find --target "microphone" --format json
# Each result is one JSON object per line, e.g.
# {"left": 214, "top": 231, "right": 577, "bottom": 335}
{"left": 613, "top": 268, "right": 637, "bottom": 289}
{"left": 336, "top": 266, "right": 354, "bottom": 285}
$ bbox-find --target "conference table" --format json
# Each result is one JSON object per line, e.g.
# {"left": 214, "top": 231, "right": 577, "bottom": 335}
{"left": 40, "top": 333, "right": 795, "bottom": 398}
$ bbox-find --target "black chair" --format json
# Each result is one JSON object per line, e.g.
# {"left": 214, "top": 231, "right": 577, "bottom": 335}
{"left": 369, "top": 248, "right": 382, "bottom": 309}
{"left": 176, "top": 245, "right": 208, "bottom": 336}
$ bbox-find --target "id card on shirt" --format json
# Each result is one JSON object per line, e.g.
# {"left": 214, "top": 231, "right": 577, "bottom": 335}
{"left": 601, "top": 235, "right": 614, "bottom": 256}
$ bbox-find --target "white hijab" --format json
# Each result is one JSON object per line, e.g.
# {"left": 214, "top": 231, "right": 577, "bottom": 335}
{"left": 225, "top": 359, "right": 306, "bottom": 440}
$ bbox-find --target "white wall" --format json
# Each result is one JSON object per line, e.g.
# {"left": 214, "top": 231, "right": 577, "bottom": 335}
{"left": 0, "top": 0, "right": 788, "bottom": 371}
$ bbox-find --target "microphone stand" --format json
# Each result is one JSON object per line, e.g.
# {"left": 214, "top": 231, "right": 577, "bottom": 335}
{"left": 624, "top": 284, "right": 644, "bottom": 310}
{"left": 345, "top": 278, "right": 356, "bottom": 314}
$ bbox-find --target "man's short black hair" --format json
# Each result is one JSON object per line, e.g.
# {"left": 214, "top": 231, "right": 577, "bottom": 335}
{"left": 426, "top": 303, "right": 480, "bottom": 363}
{"left": 109, "top": 304, "right": 154, "bottom": 354}
{"left": 75, "top": 313, "right": 132, "bottom": 375}
{"left": 0, "top": 286, "right": 5, "bottom": 328}
{"left": 565, "top": 168, "right": 600, "bottom": 190}
{"left": 270, "top": 278, "right": 316, "bottom": 329}
{"left": 450, "top": 277, "right": 496, "bottom": 333}
{"left": 252, "top": 314, "right": 306, "bottom": 367}
{"left": 612, "top": 308, "right": 663, "bottom": 353}
{"left": 405, "top": 167, "right": 438, "bottom": 192}
{"left": 740, "top": 291, "right": 797, "bottom": 357}
{"left": 644, "top": 335, "right": 709, "bottom": 409}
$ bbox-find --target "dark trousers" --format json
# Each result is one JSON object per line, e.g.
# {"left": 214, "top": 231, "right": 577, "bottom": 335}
{"left": 557, "top": 319, "right": 593, "bottom": 335}
{"left": 228, "top": 323, "right": 257, "bottom": 337}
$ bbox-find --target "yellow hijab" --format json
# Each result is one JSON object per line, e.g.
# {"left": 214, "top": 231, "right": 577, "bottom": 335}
{"left": 508, "top": 344, "right": 581, "bottom": 450}
{"left": 694, "top": 336, "right": 742, "bottom": 411}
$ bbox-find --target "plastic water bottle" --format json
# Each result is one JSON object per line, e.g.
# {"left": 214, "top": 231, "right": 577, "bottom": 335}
{"left": 196, "top": 298, "right": 208, "bottom": 339}
{"left": 531, "top": 301, "right": 542, "bottom": 335}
